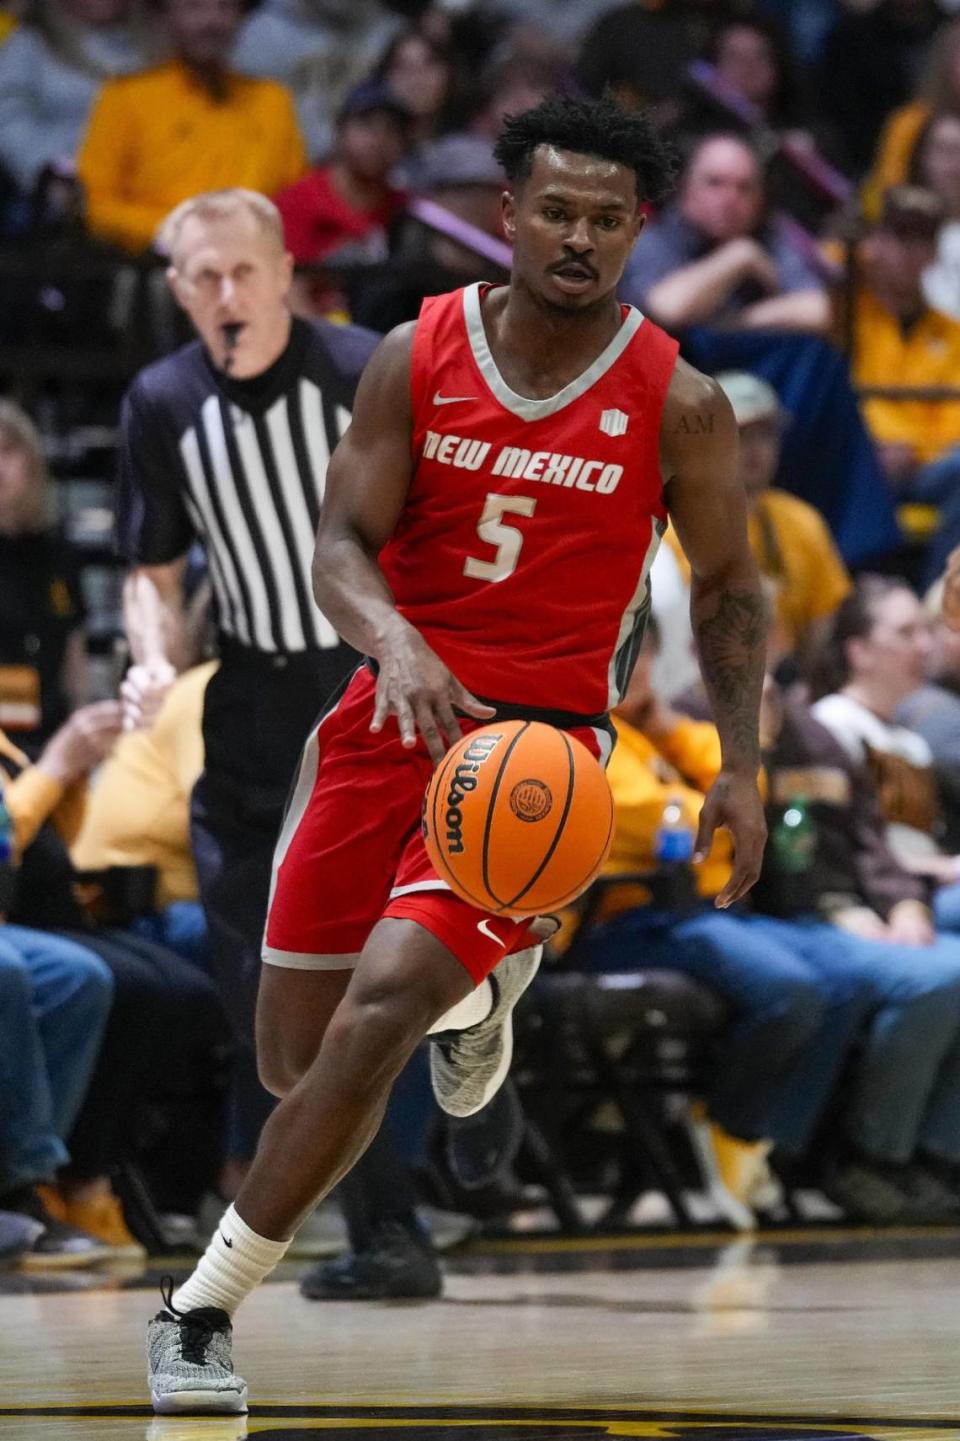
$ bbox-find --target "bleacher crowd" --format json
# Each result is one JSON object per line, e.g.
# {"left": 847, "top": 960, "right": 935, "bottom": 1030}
{"left": 7, "top": 0, "right": 960, "bottom": 1283}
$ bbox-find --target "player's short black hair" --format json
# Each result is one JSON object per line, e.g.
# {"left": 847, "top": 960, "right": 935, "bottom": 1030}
{"left": 493, "top": 95, "right": 679, "bottom": 207}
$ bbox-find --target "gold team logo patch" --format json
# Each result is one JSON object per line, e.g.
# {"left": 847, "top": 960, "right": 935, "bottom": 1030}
{"left": 510, "top": 779, "right": 553, "bottom": 823}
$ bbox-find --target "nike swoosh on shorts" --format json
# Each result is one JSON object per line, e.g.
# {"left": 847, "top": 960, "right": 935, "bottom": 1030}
{"left": 477, "top": 918, "right": 507, "bottom": 947}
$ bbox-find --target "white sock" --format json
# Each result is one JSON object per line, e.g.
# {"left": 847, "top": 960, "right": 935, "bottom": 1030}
{"left": 171, "top": 1203, "right": 291, "bottom": 1317}
{"left": 428, "top": 978, "right": 493, "bottom": 1034}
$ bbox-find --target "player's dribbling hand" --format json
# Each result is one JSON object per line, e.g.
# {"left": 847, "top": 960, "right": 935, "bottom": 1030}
{"left": 371, "top": 621, "right": 495, "bottom": 766}
{"left": 695, "top": 769, "right": 767, "bottom": 909}
{"left": 944, "top": 547, "right": 960, "bottom": 632}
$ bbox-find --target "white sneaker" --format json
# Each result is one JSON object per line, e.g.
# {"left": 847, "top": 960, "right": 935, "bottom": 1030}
{"left": 429, "top": 945, "right": 541, "bottom": 1117}
{"left": 147, "top": 1283, "right": 247, "bottom": 1414}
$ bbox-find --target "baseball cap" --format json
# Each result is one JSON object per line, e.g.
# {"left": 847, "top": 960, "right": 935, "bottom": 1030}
{"left": 338, "top": 79, "right": 413, "bottom": 127}
{"left": 714, "top": 372, "right": 786, "bottom": 427}
{"left": 877, "top": 184, "right": 944, "bottom": 238}
{"left": 414, "top": 135, "right": 505, "bottom": 194}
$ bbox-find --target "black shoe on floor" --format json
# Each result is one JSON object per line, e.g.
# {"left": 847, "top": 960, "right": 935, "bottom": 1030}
{"left": 823, "top": 1159, "right": 908, "bottom": 1223}
{"left": 897, "top": 1163, "right": 960, "bottom": 1222}
{"left": 0, "top": 1209, "right": 44, "bottom": 1260}
{"left": 0, "top": 1186, "right": 112, "bottom": 1269}
{"left": 299, "top": 1221, "right": 442, "bottom": 1301}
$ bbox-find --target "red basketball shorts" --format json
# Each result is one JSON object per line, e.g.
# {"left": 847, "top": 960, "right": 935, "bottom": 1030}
{"left": 263, "top": 666, "right": 609, "bottom": 985}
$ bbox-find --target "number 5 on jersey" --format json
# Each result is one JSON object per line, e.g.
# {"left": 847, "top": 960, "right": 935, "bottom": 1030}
{"left": 464, "top": 494, "right": 537, "bottom": 583}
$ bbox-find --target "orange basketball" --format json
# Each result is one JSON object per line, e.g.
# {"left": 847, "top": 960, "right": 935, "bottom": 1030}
{"left": 422, "top": 719, "right": 614, "bottom": 917}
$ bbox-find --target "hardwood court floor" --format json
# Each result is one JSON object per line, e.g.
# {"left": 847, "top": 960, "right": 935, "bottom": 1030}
{"left": 3, "top": 1229, "right": 960, "bottom": 1440}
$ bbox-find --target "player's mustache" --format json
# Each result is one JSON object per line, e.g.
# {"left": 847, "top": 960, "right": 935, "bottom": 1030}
{"left": 549, "top": 255, "right": 598, "bottom": 279}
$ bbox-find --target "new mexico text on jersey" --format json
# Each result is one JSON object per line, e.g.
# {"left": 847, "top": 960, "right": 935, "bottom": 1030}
{"left": 378, "top": 282, "right": 679, "bottom": 713}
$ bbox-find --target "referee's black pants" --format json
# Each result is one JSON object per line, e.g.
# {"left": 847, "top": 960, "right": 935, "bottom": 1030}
{"left": 190, "top": 642, "right": 424, "bottom": 1243}
{"left": 191, "top": 644, "right": 353, "bottom": 1152}
{"left": 191, "top": 770, "right": 284, "bottom": 1158}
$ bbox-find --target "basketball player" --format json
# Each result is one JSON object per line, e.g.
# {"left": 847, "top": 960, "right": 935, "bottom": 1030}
{"left": 147, "top": 96, "right": 767, "bottom": 1413}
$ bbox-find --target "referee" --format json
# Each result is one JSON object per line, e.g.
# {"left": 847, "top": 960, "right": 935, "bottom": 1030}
{"left": 117, "top": 189, "right": 373, "bottom": 1164}
{"left": 118, "top": 188, "right": 367, "bottom": 1032}
{"left": 118, "top": 188, "right": 442, "bottom": 1295}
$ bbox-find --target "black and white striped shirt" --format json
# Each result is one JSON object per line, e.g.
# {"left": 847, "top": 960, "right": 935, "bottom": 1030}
{"left": 117, "top": 317, "right": 377, "bottom": 654}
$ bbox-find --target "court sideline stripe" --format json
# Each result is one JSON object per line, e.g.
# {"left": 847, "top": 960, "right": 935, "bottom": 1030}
{"left": 463, "top": 1223, "right": 960, "bottom": 1254}
{"left": 1, "top": 1402, "right": 959, "bottom": 1427}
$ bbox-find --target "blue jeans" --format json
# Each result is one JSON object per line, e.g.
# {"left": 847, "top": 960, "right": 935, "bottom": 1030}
{"left": 747, "top": 916, "right": 960, "bottom": 1165}
{"left": 933, "top": 882, "right": 960, "bottom": 935}
{"left": 0, "top": 926, "right": 113, "bottom": 1192}
{"left": 582, "top": 906, "right": 868, "bottom": 1153}
{"left": 130, "top": 901, "right": 209, "bottom": 969}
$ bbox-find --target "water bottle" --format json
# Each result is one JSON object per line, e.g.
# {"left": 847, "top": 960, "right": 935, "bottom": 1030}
{"left": 770, "top": 796, "right": 816, "bottom": 874}
{"left": 655, "top": 793, "right": 696, "bottom": 864}
{"left": 763, "top": 794, "right": 817, "bottom": 917}
{"left": 0, "top": 788, "right": 15, "bottom": 920}
{"left": 653, "top": 792, "right": 697, "bottom": 907}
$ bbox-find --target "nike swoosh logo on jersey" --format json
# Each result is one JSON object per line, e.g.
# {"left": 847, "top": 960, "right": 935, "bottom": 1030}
{"left": 477, "top": 917, "right": 507, "bottom": 947}
{"left": 433, "top": 392, "right": 477, "bottom": 405}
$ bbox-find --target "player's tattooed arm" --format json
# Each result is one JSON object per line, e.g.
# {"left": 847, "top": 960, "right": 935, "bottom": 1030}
{"left": 672, "top": 410, "right": 715, "bottom": 436}
{"left": 661, "top": 360, "right": 767, "bottom": 906}
{"left": 693, "top": 586, "right": 766, "bottom": 767}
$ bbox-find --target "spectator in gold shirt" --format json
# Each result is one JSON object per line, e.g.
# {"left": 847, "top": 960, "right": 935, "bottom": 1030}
{"left": 0, "top": 692, "right": 228, "bottom": 1252}
{"left": 71, "top": 659, "right": 216, "bottom": 962}
{"left": 584, "top": 622, "right": 960, "bottom": 1222}
{"left": 850, "top": 186, "right": 960, "bottom": 486}
{"left": 660, "top": 371, "right": 851, "bottom": 681}
{"left": 567, "top": 625, "right": 868, "bottom": 1213}
{"left": 77, "top": 0, "right": 306, "bottom": 254}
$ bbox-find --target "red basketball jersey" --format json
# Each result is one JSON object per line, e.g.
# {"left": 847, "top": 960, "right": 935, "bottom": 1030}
{"left": 379, "top": 283, "right": 679, "bottom": 716}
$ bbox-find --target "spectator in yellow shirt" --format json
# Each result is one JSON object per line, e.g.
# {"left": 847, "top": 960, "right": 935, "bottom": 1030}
{"left": 588, "top": 625, "right": 960, "bottom": 1222}
{"left": 720, "top": 371, "right": 851, "bottom": 671}
{"left": 851, "top": 186, "right": 960, "bottom": 485}
{"left": 0, "top": 708, "right": 118, "bottom": 1262}
{"left": 661, "top": 371, "right": 851, "bottom": 678}
{"left": 861, "top": 21, "right": 960, "bottom": 221}
{"left": 1, "top": 693, "right": 228, "bottom": 1251}
{"left": 77, "top": 0, "right": 306, "bottom": 254}
{"left": 569, "top": 626, "right": 868, "bottom": 1201}
{"left": 72, "top": 660, "right": 216, "bottom": 962}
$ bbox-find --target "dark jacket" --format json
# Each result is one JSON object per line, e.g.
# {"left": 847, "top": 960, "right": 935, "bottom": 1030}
{"left": 760, "top": 696, "right": 927, "bottom": 920}
{"left": 678, "top": 685, "right": 927, "bottom": 919}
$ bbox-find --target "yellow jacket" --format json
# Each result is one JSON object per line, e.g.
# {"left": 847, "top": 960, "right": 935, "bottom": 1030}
{"left": 555, "top": 714, "right": 732, "bottom": 950}
{"left": 605, "top": 714, "right": 732, "bottom": 903}
{"left": 71, "top": 662, "right": 215, "bottom": 906}
{"left": 78, "top": 62, "right": 307, "bottom": 252}
{"left": 664, "top": 492, "right": 850, "bottom": 652}
{"left": 862, "top": 101, "right": 929, "bottom": 221}
{"left": 0, "top": 731, "right": 86, "bottom": 855}
{"left": 854, "top": 288, "right": 960, "bottom": 465}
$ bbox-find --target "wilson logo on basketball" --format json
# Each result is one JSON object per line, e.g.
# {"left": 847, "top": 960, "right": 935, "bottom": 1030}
{"left": 422, "top": 720, "right": 614, "bottom": 916}
{"left": 509, "top": 780, "right": 553, "bottom": 823}
{"left": 443, "top": 733, "right": 503, "bottom": 855}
